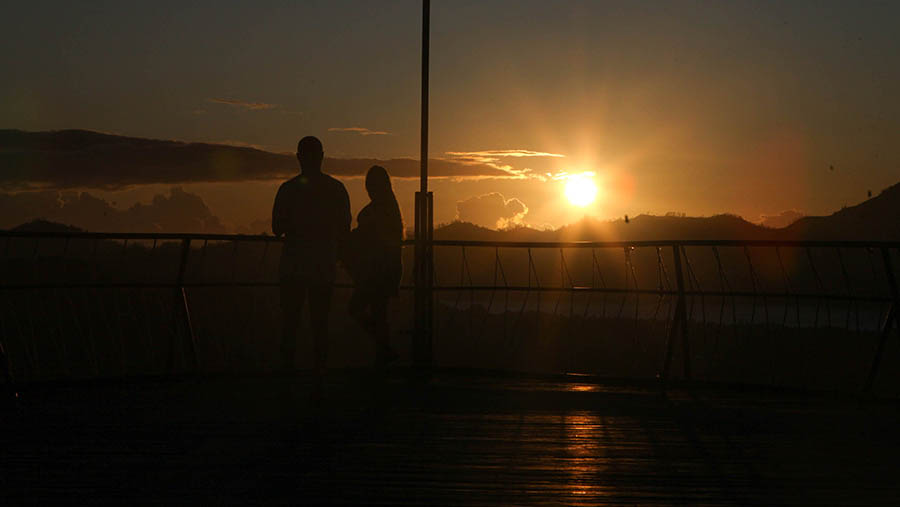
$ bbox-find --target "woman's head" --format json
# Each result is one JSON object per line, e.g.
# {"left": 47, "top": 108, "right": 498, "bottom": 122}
{"left": 365, "top": 165, "right": 394, "bottom": 201}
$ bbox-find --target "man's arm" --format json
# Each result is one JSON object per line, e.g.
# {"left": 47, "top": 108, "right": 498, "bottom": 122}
{"left": 272, "top": 184, "right": 287, "bottom": 237}
{"left": 337, "top": 182, "right": 351, "bottom": 237}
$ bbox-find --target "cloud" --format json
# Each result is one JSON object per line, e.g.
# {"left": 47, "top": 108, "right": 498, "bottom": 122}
{"left": 444, "top": 150, "right": 565, "bottom": 178}
{"left": 215, "top": 139, "right": 270, "bottom": 151}
{"left": 204, "top": 99, "right": 300, "bottom": 115}
{"left": 758, "top": 209, "right": 805, "bottom": 229}
{"left": 207, "top": 97, "right": 277, "bottom": 111}
{"left": 0, "top": 187, "right": 227, "bottom": 233}
{"left": 0, "top": 129, "right": 297, "bottom": 190}
{"left": 446, "top": 150, "right": 566, "bottom": 160}
{"left": 328, "top": 127, "right": 392, "bottom": 136}
{"left": 0, "top": 129, "right": 513, "bottom": 189}
{"left": 235, "top": 217, "right": 272, "bottom": 235}
{"left": 456, "top": 192, "right": 529, "bottom": 230}
{"left": 325, "top": 158, "right": 509, "bottom": 179}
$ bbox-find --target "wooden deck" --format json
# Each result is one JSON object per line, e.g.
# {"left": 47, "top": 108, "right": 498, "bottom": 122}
{"left": 3, "top": 370, "right": 899, "bottom": 505}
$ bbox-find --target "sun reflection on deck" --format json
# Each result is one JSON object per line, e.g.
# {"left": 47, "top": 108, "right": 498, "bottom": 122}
{"left": 563, "top": 411, "right": 612, "bottom": 498}
{"left": 566, "top": 384, "right": 600, "bottom": 393}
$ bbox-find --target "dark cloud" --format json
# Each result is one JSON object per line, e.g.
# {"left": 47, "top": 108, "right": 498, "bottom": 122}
{"left": 456, "top": 192, "right": 528, "bottom": 230}
{"left": 328, "top": 127, "right": 391, "bottom": 136}
{"left": 0, "top": 130, "right": 509, "bottom": 190}
{"left": 326, "top": 157, "right": 509, "bottom": 180}
{"left": 0, "top": 187, "right": 227, "bottom": 233}
{"left": 207, "top": 98, "right": 277, "bottom": 110}
{"left": 444, "top": 150, "right": 566, "bottom": 178}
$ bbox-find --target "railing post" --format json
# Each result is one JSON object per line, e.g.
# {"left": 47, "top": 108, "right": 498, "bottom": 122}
{"left": 168, "top": 238, "right": 198, "bottom": 373}
{"left": 413, "top": 191, "right": 434, "bottom": 373}
{"left": 675, "top": 245, "right": 691, "bottom": 380}
{"left": 0, "top": 340, "right": 13, "bottom": 405}
{"left": 662, "top": 244, "right": 691, "bottom": 388}
{"left": 864, "top": 247, "right": 898, "bottom": 393}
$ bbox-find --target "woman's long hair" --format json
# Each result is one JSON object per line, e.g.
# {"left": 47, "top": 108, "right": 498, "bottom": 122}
{"left": 366, "top": 165, "right": 404, "bottom": 239}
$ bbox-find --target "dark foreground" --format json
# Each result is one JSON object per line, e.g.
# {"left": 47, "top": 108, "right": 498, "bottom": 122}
{"left": 3, "top": 370, "right": 899, "bottom": 505}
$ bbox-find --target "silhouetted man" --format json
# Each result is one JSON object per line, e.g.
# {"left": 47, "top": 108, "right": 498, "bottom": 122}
{"left": 273, "top": 136, "right": 351, "bottom": 373}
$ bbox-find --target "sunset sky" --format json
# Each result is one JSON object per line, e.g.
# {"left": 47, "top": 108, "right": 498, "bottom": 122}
{"left": 2, "top": 0, "right": 899, "bottom": 231}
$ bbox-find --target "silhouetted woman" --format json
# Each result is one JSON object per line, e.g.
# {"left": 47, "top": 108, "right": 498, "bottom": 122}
{"left": 347, "top": 165, "right": 403, "bottom": 366}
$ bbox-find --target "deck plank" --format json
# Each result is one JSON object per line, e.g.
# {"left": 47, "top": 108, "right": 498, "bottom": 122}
{"left": 3, "top": 371, "right": 899, "bottom": 505}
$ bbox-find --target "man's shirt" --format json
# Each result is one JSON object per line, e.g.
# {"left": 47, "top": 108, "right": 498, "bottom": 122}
{"left": 272, "top": 172, "right": 351, "bottom": 283}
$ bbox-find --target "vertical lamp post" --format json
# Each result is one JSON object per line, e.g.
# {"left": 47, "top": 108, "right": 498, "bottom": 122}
{"left": 413, "top": 0, "right": 434, "bottom": 372}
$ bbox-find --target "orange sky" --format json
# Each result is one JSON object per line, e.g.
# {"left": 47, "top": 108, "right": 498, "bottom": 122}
{"left": 2, "top": 1, "right": 898, "bottom": 230}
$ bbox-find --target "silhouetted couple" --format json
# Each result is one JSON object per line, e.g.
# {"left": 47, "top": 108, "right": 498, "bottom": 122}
{"left": 272, "top": 136, "right": 402, "bottom": 375}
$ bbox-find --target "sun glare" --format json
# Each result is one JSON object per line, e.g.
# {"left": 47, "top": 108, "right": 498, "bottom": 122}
{"left": 564, "top": 173, "right": 598, "bottom": 207}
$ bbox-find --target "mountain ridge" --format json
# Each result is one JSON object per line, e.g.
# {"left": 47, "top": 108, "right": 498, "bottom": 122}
{"left": 434, "top": 181, "right": 899, "bottom": 242}
{"left": 2, "top": 130, "right": 897, "bottom": 240}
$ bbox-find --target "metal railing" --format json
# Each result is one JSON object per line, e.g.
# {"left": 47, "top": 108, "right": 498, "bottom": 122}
{"left": 426, "top": 239, "right": 899, "bottom": 392}
{"left": 1, "top": 231, "right": 898, "bottom": 394}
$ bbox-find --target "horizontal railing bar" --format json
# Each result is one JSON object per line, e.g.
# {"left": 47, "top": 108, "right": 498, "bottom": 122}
{"left": 0, "top": 281, "right": 891, "bottom": 302}
{"left": 0, "top": 282, "right": 350, "bottom": 289}
{"left": 431, "top": 286, "right": 891, "bottom": 302}
{"left": 431, "top": 239, "right": 900, "bottom": 249}
{"left": 433, "top": 286, "right": 892, "bottom": 302}
{"left": 0, "top": 231, "right": 285, "bottom": 242}
{"left": 2, "top": 230, "right": 898, "bottom": 249}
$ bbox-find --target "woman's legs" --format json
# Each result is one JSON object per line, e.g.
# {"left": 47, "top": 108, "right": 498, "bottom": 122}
{"left": 371, "top": 296, "right": 398, "bottom": 365}
{"left": 349, "top": 287, "right": 376, "bottom": 335}
{"left": 351, "top": 288, "right": 397, "bottom": 366}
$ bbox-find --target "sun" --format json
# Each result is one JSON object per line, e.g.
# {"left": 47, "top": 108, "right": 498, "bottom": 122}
{"left": 564, "top": 173, "right": 598, "bottom": 207}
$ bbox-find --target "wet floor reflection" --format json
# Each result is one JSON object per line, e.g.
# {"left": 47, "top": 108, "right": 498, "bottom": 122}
{"left": 562, "top": 411, "right": 611, "bottom": 498}
{"left": 566, "top": 383, "right": 600, "bottom": 393}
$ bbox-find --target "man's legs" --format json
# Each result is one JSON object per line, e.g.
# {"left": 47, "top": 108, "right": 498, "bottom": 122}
{"left": 371, "top": 294, "right": 390, "bottom": 363}
{"left": 307, "top": 282, "right": 333, "bottom": 372}
{"left": 279, "top": 278, "right": 306, "bottom": 371}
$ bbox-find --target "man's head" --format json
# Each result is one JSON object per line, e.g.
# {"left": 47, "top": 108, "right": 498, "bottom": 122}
{"left": 296, "top": 136, "right": 324, "bottom": 174}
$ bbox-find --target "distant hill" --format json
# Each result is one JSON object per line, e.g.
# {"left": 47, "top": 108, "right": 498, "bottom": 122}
{"left": 8, "top": 180, "right": 897, "bottom": 241}
{"left": 434, "top": 222, "right": 556, "bottom": 242}
{"left": 434, "top": 181, "right": 900, "bottom": 242}
{"left": 10, "top": 219, "right": 86, "bottom": 234}
{"left": 781, "top": 182, "right": 900, "bottom": 241}
{"left": 558, "top": 213, "right": 775, "bottom": 241}
{"left": 434, "top": 214, "right": 776, "bottom": 243}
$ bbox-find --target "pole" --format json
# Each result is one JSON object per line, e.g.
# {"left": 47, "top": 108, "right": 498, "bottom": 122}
{"left": 413, "top": 0, "right": 434, "bottom": 371}
{"left": 420, "top": 0, "right": 429, "bottom": 194}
